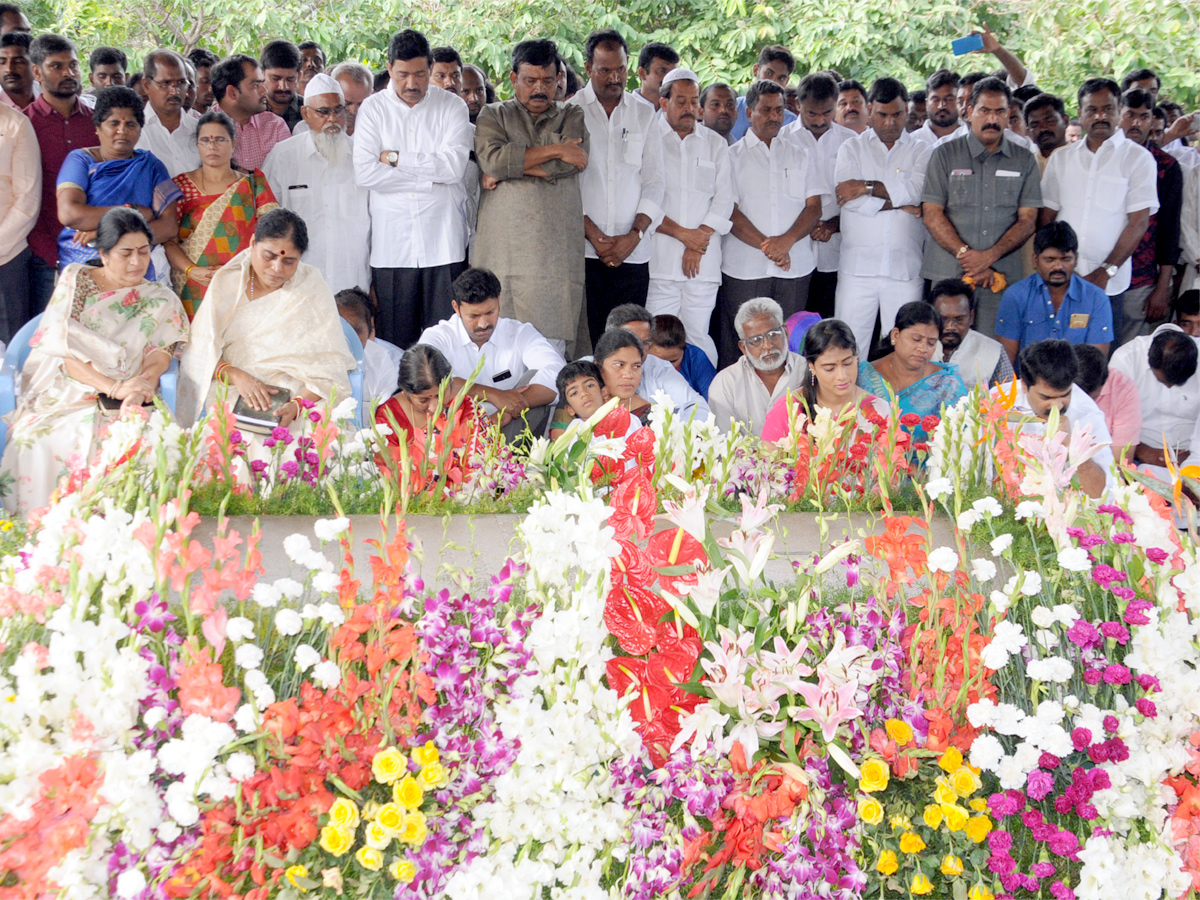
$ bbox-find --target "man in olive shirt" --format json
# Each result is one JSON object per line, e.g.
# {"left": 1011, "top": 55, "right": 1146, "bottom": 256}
{"left": 472, "top": 37, "right": 589, "bottom": 356}
{"left": 921, "top": 75, "right": 1040, "bottom": 336}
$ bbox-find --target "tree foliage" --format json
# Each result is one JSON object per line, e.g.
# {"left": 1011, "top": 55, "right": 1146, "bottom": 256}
{"left": 24, "top": 0, "right": 1200, "bottom": 108}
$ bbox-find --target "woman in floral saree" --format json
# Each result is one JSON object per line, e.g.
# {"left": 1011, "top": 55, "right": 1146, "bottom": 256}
{"left": 165, "top": 110, "right": 278, "bottom": 316}
{"left": 1, "top": 209, "right": 189, "bottom": 513}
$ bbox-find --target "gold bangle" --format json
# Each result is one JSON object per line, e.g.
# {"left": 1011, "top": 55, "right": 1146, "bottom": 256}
{"left": 216, "top": 363, "right": 230, "bottom": 383}
{"left": 184, "top": 264, "right": 195, "bottom": 279}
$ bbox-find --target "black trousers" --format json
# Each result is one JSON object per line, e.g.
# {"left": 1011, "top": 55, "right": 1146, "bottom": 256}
{"left": 713, "top": 274, "right": 811, "bottom": 371}
{"left": 372, "top": 260, "right": 467, "bottom": 348}
{"left": 584, "top": 258, "right": 649, "bottom": 346}
{"left": 0, "top": 247, "right": 32, "bottom": 345}
{"left": 808, "top": 269, "right": 838, "bottom": 319}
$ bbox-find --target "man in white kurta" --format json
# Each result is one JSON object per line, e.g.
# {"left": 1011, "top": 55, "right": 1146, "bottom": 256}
{"left": 646, "top": 68, "right": 732, "bottom": 367}
{"left": 263, "top": 74, "right": 370, "bottom": 293}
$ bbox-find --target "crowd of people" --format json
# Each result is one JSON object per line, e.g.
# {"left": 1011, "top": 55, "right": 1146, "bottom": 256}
{"left": 1, "top": 1, "right": 1200, "bottom": 512}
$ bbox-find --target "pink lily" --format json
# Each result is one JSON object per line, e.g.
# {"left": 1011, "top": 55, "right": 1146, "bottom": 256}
{"left": 792, "top": 672, "right": 864, "bottom": 742}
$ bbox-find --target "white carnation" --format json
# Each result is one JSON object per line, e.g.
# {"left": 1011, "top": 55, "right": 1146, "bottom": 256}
{"left": 313, "top": 571, "right": 340, "bottom": 594}
{"left": 275, "top": 577, "right": 304, "bottom": 599}
{"left": 234, "top": 644, "right": 263, "bottom": 670}
{"left": 274, "top": 608, "right": 303, "bottom": 636}
{"left": 972, "top": 497, "right": 1004, "bottom": 517}
{"left": 956, "top": 510, "right": 982, "bottom": 530}
{"left": 971, "top": 558, "right": 997, "bottom": 583}
{"left": 1031, "top": 606, "right": 1056, "bottom": 628}
{"left": 283, "top": 533, "right": 314, "bottom": 565}
{"left": 294, "top": 644, "right": 321, "bottom": 671}
{"left": 313, "top": 517, "right": 350, "bottom": 542}
{"left": 313, "top": 660, "right": 341, "bottom": 688}
{"left": 926, "top": 477, "right": 953, "bottom": 499}
{"left": 1015, "top": 501, "right": 1045, "bottom": 520}
{"left": 226, "top": 752, "right": 256, "bottom": 781}
{"left": 991, "top": 533, "right": 1014, "bottom": 556}
{"left": 115, "top": 870, "right": 147, "bottom": 898}
{"left": 251, "top": 582, "right": 282, "bottom": 608}
{"left": 226, "top": 616, "right": 255, "bottom": 642}
{"left": 969, "top": 734, "right": 1005, "bottom": 771}
{"left": 927, "top": 546, "right": 959, "bottom": 573}
{"left": 1057, "top": 546, "right": 1091, "bottom": 572}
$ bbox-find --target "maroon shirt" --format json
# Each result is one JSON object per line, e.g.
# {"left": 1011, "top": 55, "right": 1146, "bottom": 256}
{"left": 25, "top": 95, "right": 97, "bottom": 267}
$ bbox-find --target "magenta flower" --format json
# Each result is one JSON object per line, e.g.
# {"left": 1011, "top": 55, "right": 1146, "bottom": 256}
{"left": 988, "top": 830, "right": 1014, "bottom": 853}
{"left": 1136, "top": 673, "right": 1161, "bottom": 692}
{"left": 1071, "top": 727, "right": 1092, "bottom": 751}
{"left": 1103, "top": 715, "right": 1120, "bottom": 733}
{"left": 1038, "top": 751, "right": 1061, "bottom": 769}
{"left": 1136, "top": 698, "right": 1158, "bottom": 718}
{"left": 1047, "top": 830, "right": 1079, "bottom": 857}
{"left": 1103, "top": 664, "right": 1132, "bottom": 685}
{"left": 1051, "top": 881, "right": 1076, "bottom": 900}
{"left": 1146, "top": 547, "right": 1169, "bottom": 563}
{"left": 987, "top": 854, "right": 1016, "bottom": 874}
{"left": 1124, "top": 598, "right": 1153, "bottom": 624}
{"left": 1082, "top": 667, "right": 1103, "bottom": 685}
{"left": 1066, "top": 619, "right": 1101, "bottom": 648}
{"left": 1026, "top": 769, "right": 1055, "bottom": 801}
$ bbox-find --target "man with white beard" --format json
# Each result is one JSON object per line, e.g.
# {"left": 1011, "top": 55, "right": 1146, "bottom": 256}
{"left": 263, "top": 73, "right": 371, "bottom": 292}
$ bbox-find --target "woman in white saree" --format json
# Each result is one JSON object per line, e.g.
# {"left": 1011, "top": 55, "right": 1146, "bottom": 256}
{"left": 1, "top": 208, "right": 190, "bottom": 513}
{"left": 177, "top": 209, "right": 354, "bottom": 441}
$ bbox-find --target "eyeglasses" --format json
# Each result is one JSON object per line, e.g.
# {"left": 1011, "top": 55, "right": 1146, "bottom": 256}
{"left": 151, "top": 78, "right": 188, "bottom": 93}
{"left": 198, "top": 136, "right": 231, "bottom": 146}
{"left": 742, "top": 326, "right": 787, "bottom": 349}
{"left": 310, "top": 104, "right": 346, "bottom": 118}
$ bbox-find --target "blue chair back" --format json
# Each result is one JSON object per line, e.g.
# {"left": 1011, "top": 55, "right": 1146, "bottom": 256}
{"left": 340, "top": 318, "right": 366, "bottom": 428}
{"left": 0, "top": 314, "right": 43, "bottom": 449}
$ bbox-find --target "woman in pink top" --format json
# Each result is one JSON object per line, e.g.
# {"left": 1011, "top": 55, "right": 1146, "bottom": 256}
{"left": 1074, "top": 343, "right": 1141, "bottom": 461}
{"left": 761, "top": 319, "right": 889, "bottom": 443}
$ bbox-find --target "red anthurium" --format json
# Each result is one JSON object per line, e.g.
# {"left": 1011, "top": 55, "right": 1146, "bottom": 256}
{"left": 609, "top": 471, "right": 657, "bottom": 541}
{"left": 646, "top": 525, "right": 709, "bottom": 594}
{"left": 594, "top": 405, "right": 632, "bottom": 439}
{"left": 622, "top": 426, "right": 657, "bottom": 469}
{"left": 610, "top": 539, "right": 655, "bottom": 589}
{"left": 604, "top": 583, "right": 671, "bottom": 655}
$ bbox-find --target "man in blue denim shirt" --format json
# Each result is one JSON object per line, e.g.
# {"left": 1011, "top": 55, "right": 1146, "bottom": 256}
{"left": 996, "top": 221, "right": 1113, "bottom": 364}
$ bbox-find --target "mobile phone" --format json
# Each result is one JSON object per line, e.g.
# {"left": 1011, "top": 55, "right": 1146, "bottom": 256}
{"left": 952, "top": 34, "right": 985, "bottom": 56}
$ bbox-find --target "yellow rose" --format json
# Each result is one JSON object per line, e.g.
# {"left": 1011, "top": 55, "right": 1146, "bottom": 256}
{"left": 355, "top": 846, "right": 384, "bottom": 871}
{"left": 876, "top": 850, "right": 899, "bottom": 875}
{"left": 941, "top": 855, "right": 964, "bottom": 877}
{"left": 285, "top": 865, "right": 309, "bottom": 889}
{"left": 951, "top": 766, "right": 981, "bottom": 798}
{"left": 362, "top": 800, "right": 381, "bottom": 821}
{"left": 969, "top": 798, "right": 988, "bottom": 812}
{"left": 888, "top": 814, "right": 912, "bottom": 832}
{"left": 390, "top": 859, "right": 417, "bottom": 883}
{"left": 941, "top": 804, "right": 968, "bottom": 832}
{"left": 394, "top": 775, "right": 425, "bottom": 811}
{"left": 969, "top": 886, "right": 996, "bottom": 900}
{"left": 413, "top": 740, "right": 440, "bottom": 766}
{"left": 364, "top": 820, "right": 392, "bottom": 850}
{"left": 885, "top": 719, "right": 914, "bottom": 745}
{"left": 858, "top": 796, "right": 884, "bottom": 825}
{"left": 418, "top": 761, "right": 446, "bottom": 789}
{"left": 911, "top": 873, "right": 933, "bottom": 895}
{"left": 965, "top": 815, "right": 993, "bottom": 843}
{"left": 319, "top": 825, "right": 354, "bottom": 857}
{"left": 400, "top": 810, "right": 429, "bottom": 846}
{"left": 329, "top": 797, "right": 360, "bottom": 830}
{"left": 898, "top": 832, "right": 926, "bottom": 854}
{"left": 938, "top": 746, "right": 963, "bottom": 772}
{"left": 859, "top": 759, "right": 890, "bottom": 793}
{"left": 376, "top": 802, "right": 404, "bottom": 835}
{"left": 934, "top": 776, "right": 958, "bottom": 806}
{"left": 372, "top": 747, "right": 407, "bottom": 785}
{"left": 922, "top": 804, "right": 943, "bottom": 829}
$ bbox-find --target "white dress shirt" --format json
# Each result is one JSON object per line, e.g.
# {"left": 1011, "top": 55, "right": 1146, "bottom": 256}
{"left": 649, "top": 117, "right": 733, "bottom": 283}
{"left": 911, "top": 121, "right": 966, "bottom": 146}
{"left": 135, "top": 106, "right": 200, "bottom": 177}
{"left": 708, "top": 351, "right": 805, "bottom": 435}
{"left": 263, "top": 132, "right": 372, "bottom": 292}
{"left": 418, "top": 314, "right": 566, "bottom": 403}
{"left": 364, "top": 337, "right": 403, "bottom": 402}
{"left": 835, "top": 128, "right": 932, "bottom": 280}
{"left": 352, "top": 84, "right": 473, "bottom": 269}
{"left": 1041, "top": 130, "right": 1160, "bottom": 295}
{"left": 636, "top": 352, "right": 711, "bottom": 420}
{"left": 1012, "top": 382, "right": 1114, "bottom": 495}
{"left": 1110, "top": 324, "right": 1200, "bottom": 452}
{"left": 0, "top": 103, "right": 40, "bottom": 266}
{"left": 569, "top": 84, "right": 665, "bottom": 265}
{"left": 781, "top": 120, "right": 856, "bottom": 273}
{"left": 723, "top": 130, "right": 822, "bottom": 280}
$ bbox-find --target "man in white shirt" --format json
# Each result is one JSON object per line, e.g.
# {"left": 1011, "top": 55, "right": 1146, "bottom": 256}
{"left": 570, "top": 28, "right": 665, "bottom": 347}
{"left": 263, "top": 74, "right": 370, "bottom": 293}
{"left": 419, "top": 267, "right": 565, "bottom": 438}
{"left": 1013, "top": 338, "right": 1113, "bottom": 498}
{"left": 708, "top": 296, "right": 804, "bottom": 436}
{"left": 781, "top": 72, "right": 857, "bottom": 319}
{"left": 606, "top": 304, "right": 710, "bottom": 421}
{"left": 718, "top": 79, "right": 821, "bottom": 368}
{"left": 910, "top": 69, "right": 965, "bottom": 146}
{"left": 353, "top": 29, "right": 473, "bottom": 348}
{"left": 135, "top": 49, "right": 199, "bottom": 177}
{"left": 633, "top": 41, "right": 677, "bottom": 110}
{"left": 0, "top": 100, "right": 39, "bottom": 343}
{"left": 646, "top": 68, "right": 732, "bottom": 368}
{"left": 1041, "top": 77, "right": 1158, "bottom": 343}
{"left": 1109, "top": 323, "right": 1200, "bottom": 473}
{"left": 833, "top": 77, "right": 932, "bottom": 353}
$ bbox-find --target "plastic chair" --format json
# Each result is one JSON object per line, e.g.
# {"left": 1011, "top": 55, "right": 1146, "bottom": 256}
{"left": 340, "top": 318, "right": 366, "bottom": 428}
{"left": 0, "top": 314, "right": 43, "bottom": 448}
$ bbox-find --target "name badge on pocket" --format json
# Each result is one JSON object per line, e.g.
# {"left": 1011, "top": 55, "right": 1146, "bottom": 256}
{"left": 1068, "top": 313, "right": 1090, "bottom": 329}
{"left": 950, "top": 169, "right": 974, "bottom": 176}
{"left": 996, "top": 170, "right": 1022, "bottom": 178}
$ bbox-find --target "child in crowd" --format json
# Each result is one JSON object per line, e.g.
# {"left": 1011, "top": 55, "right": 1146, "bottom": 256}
{"left": 556, "top": 360, "right": 605, "bottom": 423}
{"left": 549, "top": 332, "right": 650, "bottom": 439}
{"left": 647, "top": 314, "right": 716, "bottom": 399}
{"left": 335, "top": 288, "right": 404, "bottom": 406}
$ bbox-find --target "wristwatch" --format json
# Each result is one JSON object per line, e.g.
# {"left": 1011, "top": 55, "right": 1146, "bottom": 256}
{"left": 385, "top": 151, "right": 399, "bottom": 167}
{"left": 863, "top": 179, "right": 876, "bottom": 196}
{"left": 632, "top": 227, "right": 643, "bottom": 240}
{"left": 1103, "top": 263, "right": 1119, "bottom": 279}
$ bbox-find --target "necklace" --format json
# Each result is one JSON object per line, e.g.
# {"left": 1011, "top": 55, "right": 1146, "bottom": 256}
{"left": 248, "top": 271, "right": 256, "bottom": 301}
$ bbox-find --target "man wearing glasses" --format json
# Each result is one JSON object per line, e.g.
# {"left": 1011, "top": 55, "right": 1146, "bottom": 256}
{"left": 708, "top": 296, "right": 804, "bottom": 435}
{"left": 263, "top": 74, "right": 370, "bottom": 293}
{"left": 135, "top": 49, "right": 199, "bottom": 176}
